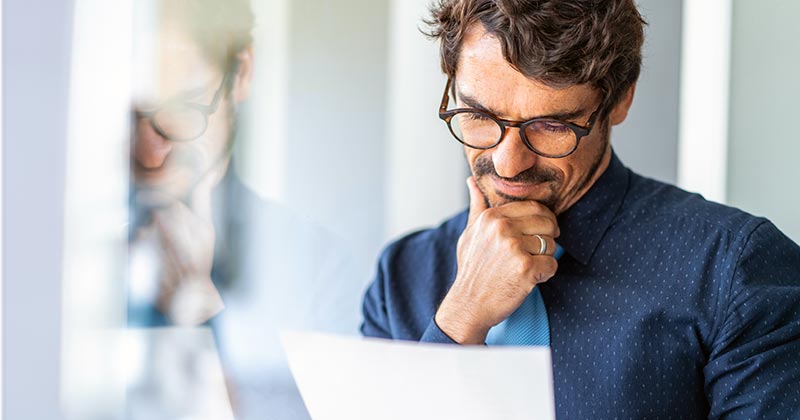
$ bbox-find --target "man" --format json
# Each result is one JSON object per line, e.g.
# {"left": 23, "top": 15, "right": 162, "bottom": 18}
{"left": 128, "top": 0, "right": 255, "bottom": 326}
{"left": 361, "top": 0, "right": 800, "bottom": 418}
{"left": 128, "top": 1, "right": 359, "bottom": 418}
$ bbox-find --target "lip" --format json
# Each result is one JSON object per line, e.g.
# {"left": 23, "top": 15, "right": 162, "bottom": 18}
{"left": 489, "top": 176, "right": 548, "bottom": 198}
{"left": 133, "top": 166, "right": 172, "bottom": 183}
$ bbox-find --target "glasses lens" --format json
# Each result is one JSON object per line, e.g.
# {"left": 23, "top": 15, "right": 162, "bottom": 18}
{"left": 449, "top": 111, "right": 503, "bottom": 148}
{"left": 524, "top": 120, "right": 578, "bottom": 157}
{"left": 152, "top": 106, "right": 207, "bottom": 141}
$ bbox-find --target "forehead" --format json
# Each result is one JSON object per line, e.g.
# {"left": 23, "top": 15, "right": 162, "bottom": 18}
{"left": 454, "top": 25, "right": 598, "bottom": 119}
{"left": 132, "top": 17, "right": 220, "bottom": 104}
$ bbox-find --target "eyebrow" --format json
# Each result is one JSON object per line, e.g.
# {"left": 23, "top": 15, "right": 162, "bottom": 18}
{"left": 163, "top": 76, "right": 221, "bottom": 104}
{"left": 174, "top": 81, "right": 217, "bottom": 102}
{"left": 177, "top": 86, "right": 210, "bottom": 100}
{"left": 456, "top": 90, "right": 589, "bottom": 122}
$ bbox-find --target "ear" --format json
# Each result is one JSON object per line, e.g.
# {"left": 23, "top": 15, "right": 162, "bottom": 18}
{"left": 608, "top": 83, "right": 637, "bottom": 126}
{"left": 231, "top": 46, "right": 254, "bottom": 104}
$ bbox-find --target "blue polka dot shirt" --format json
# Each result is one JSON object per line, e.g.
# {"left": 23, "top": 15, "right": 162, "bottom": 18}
{"left": 361, "top": 151, "right": 800, "bottom": 419}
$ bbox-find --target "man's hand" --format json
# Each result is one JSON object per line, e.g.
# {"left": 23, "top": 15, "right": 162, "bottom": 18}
{"left": 152, "top": 199, "right": 223, "bottom": 325}
{"left": 434, "top": 177, "right": 560, "bottom": 344}
{"left": 153, "top": 168, "right": 225, "bottom": 326}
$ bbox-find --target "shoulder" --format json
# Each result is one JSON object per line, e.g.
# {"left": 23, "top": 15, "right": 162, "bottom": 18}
{"left": 622, "top": 171, "right": 766, "bottom": 239}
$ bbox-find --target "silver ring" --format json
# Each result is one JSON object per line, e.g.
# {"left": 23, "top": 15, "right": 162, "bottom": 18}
{"left": 534, "top": 234, "right": 547, "bottom": 255}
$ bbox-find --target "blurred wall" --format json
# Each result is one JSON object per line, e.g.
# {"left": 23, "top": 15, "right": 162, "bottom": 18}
{"left": 727, "top": 0, "right": 800, "bottom": 242}
{"left": 383, "top": 0, "right": 469, "bottom": 241}
{"left": 285, "top": 0, "right": 390, "bottom": 267}
{"left": 238, "top": 0, "right": 393, "bottom": 284}
{"left": 614, "top": 0, "right": 683, "bottom": 184}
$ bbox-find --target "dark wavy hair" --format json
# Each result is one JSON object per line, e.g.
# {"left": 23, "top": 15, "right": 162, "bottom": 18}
{"left": 425, "top": 0, "right": 646, "bottom": 117}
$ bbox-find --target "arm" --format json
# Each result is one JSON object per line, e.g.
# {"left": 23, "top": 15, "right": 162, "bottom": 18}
{"left": 704, "top": 220, "right": 800, "bottom": 419}
{"left": 360, "top": 232, "right": 459, "bottom": 344}
{"left": 360, "top": 258, "right": 458, "bottom": 344}
{"left": 360, "top": 265, "right": 392, "bottom": 339}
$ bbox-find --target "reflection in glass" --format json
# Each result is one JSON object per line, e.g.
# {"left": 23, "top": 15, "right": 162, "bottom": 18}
{"left": 63, "top": 1, "right": 363, "bottom": 419}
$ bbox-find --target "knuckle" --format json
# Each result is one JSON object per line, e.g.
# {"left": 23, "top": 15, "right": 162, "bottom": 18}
{"left": 530, "top": 258, "right": 557, "bottom": 284}
{"left": 528, "top": 200, "right": 548, "bottom": 215}
{"left": 544, "top": 219, "right": 559, "bottom": 236}
{"left": 494, "top": 218, "right": 512, "bottom": 235}
{"left": 532, "top": 215, "right": 556, "bottom": 236}
{"left": 505, "top": 236, "right": 524, "bottom": 253}
{"left": 516, "top": 255, "right": 535, "bottom": 274}
{"left": 483, "top": 207, "right": 499, "bottom": 220}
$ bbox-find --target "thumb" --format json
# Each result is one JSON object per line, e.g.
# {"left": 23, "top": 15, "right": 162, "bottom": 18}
{"left": 466, "top": 176, "right": 488, "bottom": 226}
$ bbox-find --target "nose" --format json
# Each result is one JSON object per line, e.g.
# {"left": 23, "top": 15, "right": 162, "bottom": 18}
{"left": 134, "top": 117, "right": 173, "bottom": 169}
{"left": 491, "top": 128, "right": 538, "bottom": 178}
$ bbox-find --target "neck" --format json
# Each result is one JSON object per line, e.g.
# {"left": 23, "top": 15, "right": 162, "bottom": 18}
{"left": 554, "top": 144, "right": 612, "bottom": 215}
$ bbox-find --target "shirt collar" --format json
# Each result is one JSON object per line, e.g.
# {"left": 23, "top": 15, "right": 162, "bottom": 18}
{"left": 556, "top": 150, "right": 630, "bottom": 265}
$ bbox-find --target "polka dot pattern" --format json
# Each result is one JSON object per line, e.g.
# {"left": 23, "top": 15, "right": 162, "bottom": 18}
{"left": 361, "top": 152, "right": 800, "bottom": 419}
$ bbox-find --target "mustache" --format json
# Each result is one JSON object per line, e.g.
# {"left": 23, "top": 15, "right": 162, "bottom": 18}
{"left": 473, "top": 155, "right": 562, "bottom": 184}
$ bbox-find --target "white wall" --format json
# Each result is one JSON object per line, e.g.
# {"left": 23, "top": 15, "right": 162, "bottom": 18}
{"left": 726, "top": 0, "right": 800, "bottom": 242}
{"left": 238, "top": 0, "right": 466, "bottom": 271}
{"left": 615, "top": 0, "right": 683, "bottom": 184}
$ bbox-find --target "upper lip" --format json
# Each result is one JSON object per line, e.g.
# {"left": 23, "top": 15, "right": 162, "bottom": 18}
{"left": 490, "top": 176, "right": 546, "bottom": 197}
{"left": 492, "top": 176, "right": 538, "bottom": 188}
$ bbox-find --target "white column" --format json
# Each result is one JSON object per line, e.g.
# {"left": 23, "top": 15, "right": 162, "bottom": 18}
{"left": 61, "top": 0, "right": 134, "bottom": 416}
{"left": 677, "top": 0, "right": 732, "bottom": 203}
{"left": 237, "top": 0, "right": 290, "bottom": 202}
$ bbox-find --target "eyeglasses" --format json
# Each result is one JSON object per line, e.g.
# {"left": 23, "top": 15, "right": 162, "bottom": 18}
{"left": 137, "top": 70, "right": 233, "bottom": 142}
{"left": 438, "top": 77, "right": 602, "bottom": 158}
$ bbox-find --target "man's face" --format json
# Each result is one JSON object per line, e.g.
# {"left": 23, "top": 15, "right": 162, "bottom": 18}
{"left": 131, "top": 23, "right": 236, "bottom": 204}
{"left": 454, "top": 25, "right": 632, "bottom": 214}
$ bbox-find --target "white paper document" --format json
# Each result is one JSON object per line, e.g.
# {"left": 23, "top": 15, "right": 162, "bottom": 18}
{"left": 281, "top": 331, "right": 555, "bottom": 420}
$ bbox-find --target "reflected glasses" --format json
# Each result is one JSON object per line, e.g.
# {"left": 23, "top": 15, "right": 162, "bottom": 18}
{"left": 438, "top": 77, "right": 602, "bottom": 158}
{"left": 137, "top": 69, "right": 233, "bottom": 142}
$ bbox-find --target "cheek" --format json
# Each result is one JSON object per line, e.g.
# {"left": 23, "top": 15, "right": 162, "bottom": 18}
{"left": 198, "top": 107, "right": 233, "bottom": 156}
{"left": 549, "top": 159, "right": 575, "bottom": 186}
{"left": 465, "top": 148, "right": 485, "bottom": 172}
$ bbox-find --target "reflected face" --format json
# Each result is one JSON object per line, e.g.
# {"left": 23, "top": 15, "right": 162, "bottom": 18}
{"left": 455, "top": 25, "right": 627, "bottom": 214}
{"left": 131, "top": 23, "right": 235, "bottom": 203}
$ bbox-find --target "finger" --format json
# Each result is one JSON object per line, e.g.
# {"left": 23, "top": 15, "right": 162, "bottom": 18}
{"left": 154, "top": 200, "right": 214, "bottom": 244}
{"left": 152, "top": 202, "right": 212, "bottom": 272}
{"left": 508, "top": 215, "right": 560, "bottom": 238}
{"left": 530, "top": 255, "right": 558, "bottom": 284}
{"left": 511, "top": 253, "right": 558, "bottom": 289}
{"left": 520, "top": 234, "right": 558, "bottom": 257}
{"left": 466, "top": 176, "right": 489, "bottom": 226}
{"left": 493, "top": 200, "right": 555, "bottom": 219}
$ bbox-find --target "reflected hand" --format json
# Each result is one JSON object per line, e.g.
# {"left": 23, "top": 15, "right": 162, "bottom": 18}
{"left": 152, "top": 174, "right": 224, "bottom": 326}
{"left": 434, "top": 177, "right": 560, "bottom": 344}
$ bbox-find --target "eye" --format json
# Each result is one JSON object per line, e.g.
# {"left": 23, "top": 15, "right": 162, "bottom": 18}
{"left": 530, "top": 121, "right": 571, "bottom": 134}
{"left": 545, "top": 122, "right": 570, "bottom": 133}
{"left": 465, "top": 112, "right": 492, "bottom": 121}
